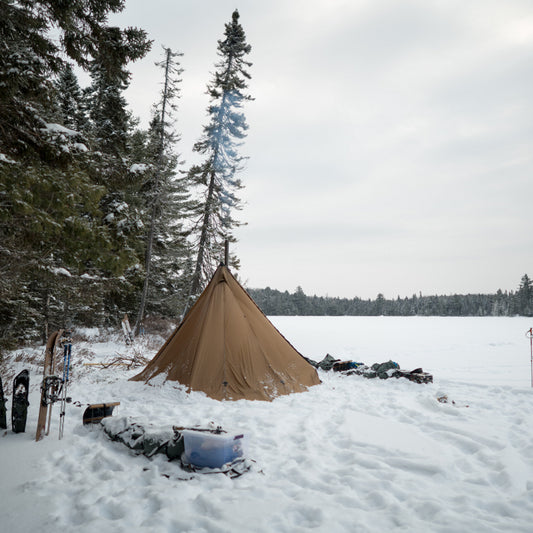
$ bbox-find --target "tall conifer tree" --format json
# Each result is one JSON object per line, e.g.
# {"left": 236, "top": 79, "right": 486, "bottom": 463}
{"left": 84, "top": 26, "right": 151, "bottom": 319}
{"left": 516, "top": 274, "right": 533, "bottom": 316}
{"left": 134, "top": 48, "right": 193, "bottom": 331}
{"left": 186, "top": 9, "right": 252, "bottom": 301}
{"left": 54, "top": 64, "right": 87, "bottom": 131}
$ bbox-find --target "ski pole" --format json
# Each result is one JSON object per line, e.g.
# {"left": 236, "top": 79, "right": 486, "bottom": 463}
{"left": 59, "top": 333, "right": 72, "bottom": 440}
{"left": 527, "top": 328, "right": 533, "bottom": 388}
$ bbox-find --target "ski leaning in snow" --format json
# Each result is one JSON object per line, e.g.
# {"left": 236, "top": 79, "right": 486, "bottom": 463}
{"left": 0, "top": 376, "right": 7, "bottom": 430}
{"left": 121, "top": 314, "right": 133, "bottom": 345}
{"left": 35, "top": 330, "right": 64, "bottom": 441}
{"left": 11, "top": 370, "right": 30, "bottom": 433}
{"left": 58, "top": 333, "right": 72, "bottom": 440}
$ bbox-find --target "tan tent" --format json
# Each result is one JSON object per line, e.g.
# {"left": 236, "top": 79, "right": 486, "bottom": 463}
{"left": 131, "top": 264, "right": 320, "bottom": 401}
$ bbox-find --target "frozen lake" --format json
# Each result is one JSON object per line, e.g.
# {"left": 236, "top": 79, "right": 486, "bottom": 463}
{"left": 270, "top": 316, "right": 533, "bottom": 387}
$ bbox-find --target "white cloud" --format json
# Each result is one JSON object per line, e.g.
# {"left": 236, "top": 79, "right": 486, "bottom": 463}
{"left": 111, "top": 0, "right": 533, "bottom": 298}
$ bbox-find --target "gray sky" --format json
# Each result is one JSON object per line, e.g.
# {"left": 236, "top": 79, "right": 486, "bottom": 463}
{"left": 110, "top": 0, "right": 532, "bottom": 299}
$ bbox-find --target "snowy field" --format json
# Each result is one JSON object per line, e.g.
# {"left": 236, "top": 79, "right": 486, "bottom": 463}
{"left": 1, "top": 316, "right": 533, "bottom": 532}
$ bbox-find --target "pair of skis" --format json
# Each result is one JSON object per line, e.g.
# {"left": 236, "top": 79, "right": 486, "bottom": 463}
{"left": 0, "top": 370, "right": 30, "bottom": 433}
{"left": 35, "top": 330, "right": 72, "bottom": 441}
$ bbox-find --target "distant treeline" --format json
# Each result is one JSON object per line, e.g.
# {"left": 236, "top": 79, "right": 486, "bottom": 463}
{"left": 248, "top": 274, "right": 533, "bottom": 317}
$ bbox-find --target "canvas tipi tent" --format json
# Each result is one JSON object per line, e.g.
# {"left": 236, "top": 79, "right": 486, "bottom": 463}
{"left": 131, "top": 264, "right": 320, "bottom": 401}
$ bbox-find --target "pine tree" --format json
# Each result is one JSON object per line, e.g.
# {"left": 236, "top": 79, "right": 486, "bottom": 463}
{"left": 186, "top": 10, "right": 252, "bottom": 302}
{"left": 516, "top": 274, "right": 533, "bottom": 316}
{"left": 134, "top": 47, "right": 193, "bottom": 332}
{"left": 54, "top": 64, "right": 87, "bottom": 132}
{"left": 87, "top": 27, "right": 142, "bottom": 158}
{"left": 82, "top": 26, "right": 151, "bottom": 319}
{"left": 0, "top": 161, "right": 109, "bottom": 340}
{"left": 0, "top": 0, "right": 147, "bottom": 162}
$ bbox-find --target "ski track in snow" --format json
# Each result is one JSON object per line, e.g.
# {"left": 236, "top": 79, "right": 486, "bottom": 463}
{"left": 2, "top": 317, "right": 533, "bottom": 532}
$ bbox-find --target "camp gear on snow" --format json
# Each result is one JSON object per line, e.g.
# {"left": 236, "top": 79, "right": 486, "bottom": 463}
{"left": 317, "top": 354, "right": 339, "bottom": 371}
{"left": 365, "top": 360, "right": 401, "bottom": 379}
{"left": 181, "top": 429, "right": 245, "bottom": 469}
{"left": 82, "top": 402, "right": 120, "bottom": 425}
{"left": 333, "top": 361, "right": 365, "bottom": 372}
{"left": 394, "top": 368, "right": 433, "bottom": 384}
{"left": 100, "top": 416, "right": 252, "bottom": 477}
{"left": 131, "top": 264, "right": 320, "bottom": 401}
{"left": 12, "top": 370, "right": 30, "bottom": 433}
{"left": 166, "top": 430, "right": 185, "bottom": 461}
{"left": 316, "top": 355, "right": 433, "bottom": 384}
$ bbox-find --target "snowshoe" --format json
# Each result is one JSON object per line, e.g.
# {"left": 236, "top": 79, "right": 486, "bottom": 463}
{"left": 12, "top": 370, "right": 30, "bottom": 433}
{"left": 0, "top": 376, "right": 7, "bottom": 430}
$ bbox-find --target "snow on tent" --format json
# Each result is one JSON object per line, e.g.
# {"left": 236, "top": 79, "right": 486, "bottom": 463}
{"left": 130, "top": 264, "right": 321, "bottom": 401}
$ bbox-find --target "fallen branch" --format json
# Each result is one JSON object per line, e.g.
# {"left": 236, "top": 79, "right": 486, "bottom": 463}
{"left": 84, "top": 354, "right": 149, "bottom": 370}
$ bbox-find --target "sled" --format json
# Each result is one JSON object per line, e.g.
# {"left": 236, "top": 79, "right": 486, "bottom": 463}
{"left": 82, "top": 402, "right": 120, "bottom": 425}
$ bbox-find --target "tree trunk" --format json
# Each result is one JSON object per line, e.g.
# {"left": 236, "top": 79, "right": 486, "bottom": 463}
{"left": 188, "top": 168, "right": 217, "bottom": 299}
{"left": 134, "top": 48, "right": 172, "bottom": 336}
{"left": 187, "top": 84, "right": 231, "bottom": 303}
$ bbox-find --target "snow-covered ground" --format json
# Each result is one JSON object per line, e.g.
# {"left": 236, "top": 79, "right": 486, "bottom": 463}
{"left": 1, "top": 316, "right": 533, "bottom": 532}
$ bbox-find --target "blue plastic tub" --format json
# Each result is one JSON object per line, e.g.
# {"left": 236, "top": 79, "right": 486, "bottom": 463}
{"left": 182, "top": 430, "right": 245, "bottom": 469}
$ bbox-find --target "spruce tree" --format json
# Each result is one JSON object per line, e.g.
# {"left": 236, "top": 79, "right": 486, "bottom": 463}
{"left": 186, "top": 9, "right": 252, "bottom": 302}
{"left": 516, "top": 274, "right": 533, "bottom": 316}
{"left": 0, "top": 0, "right": 147, "bottom": 162}
{"left": 54, "top": 64, "right": 87, "bottom": 132}
{"left": 134, "top": 48, "right": 193, "bottom": 332}
{"left": 0, "top": 1, "right": 151, "bottom": 343}
{"left": 0, "top": 0, "right": 59, "bottom": 159}
{"left": 84, "top": 26, "right": 151, "bottom": 319}
{"left": 0, "top": 161, "right": 108, "bottom": 340}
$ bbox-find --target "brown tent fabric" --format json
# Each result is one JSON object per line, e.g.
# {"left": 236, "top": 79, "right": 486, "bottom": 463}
{"left": 131, "top": 265, "right": 320, "bottom": 401}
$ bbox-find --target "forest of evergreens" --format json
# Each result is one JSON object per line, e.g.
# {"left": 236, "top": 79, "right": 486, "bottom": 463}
{"left": 1, "top": 2, "right": 531, "bottom": 355}
{"left": 1, "top": 2, "right": 251, "bottom": 347}
{"left": 248, "top": 274, "right": 533, "bottom": 317}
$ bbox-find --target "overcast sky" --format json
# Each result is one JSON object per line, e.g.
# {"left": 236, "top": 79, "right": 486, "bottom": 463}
{"left": 109, "top": 0, "right": 532, "bottom": 299}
